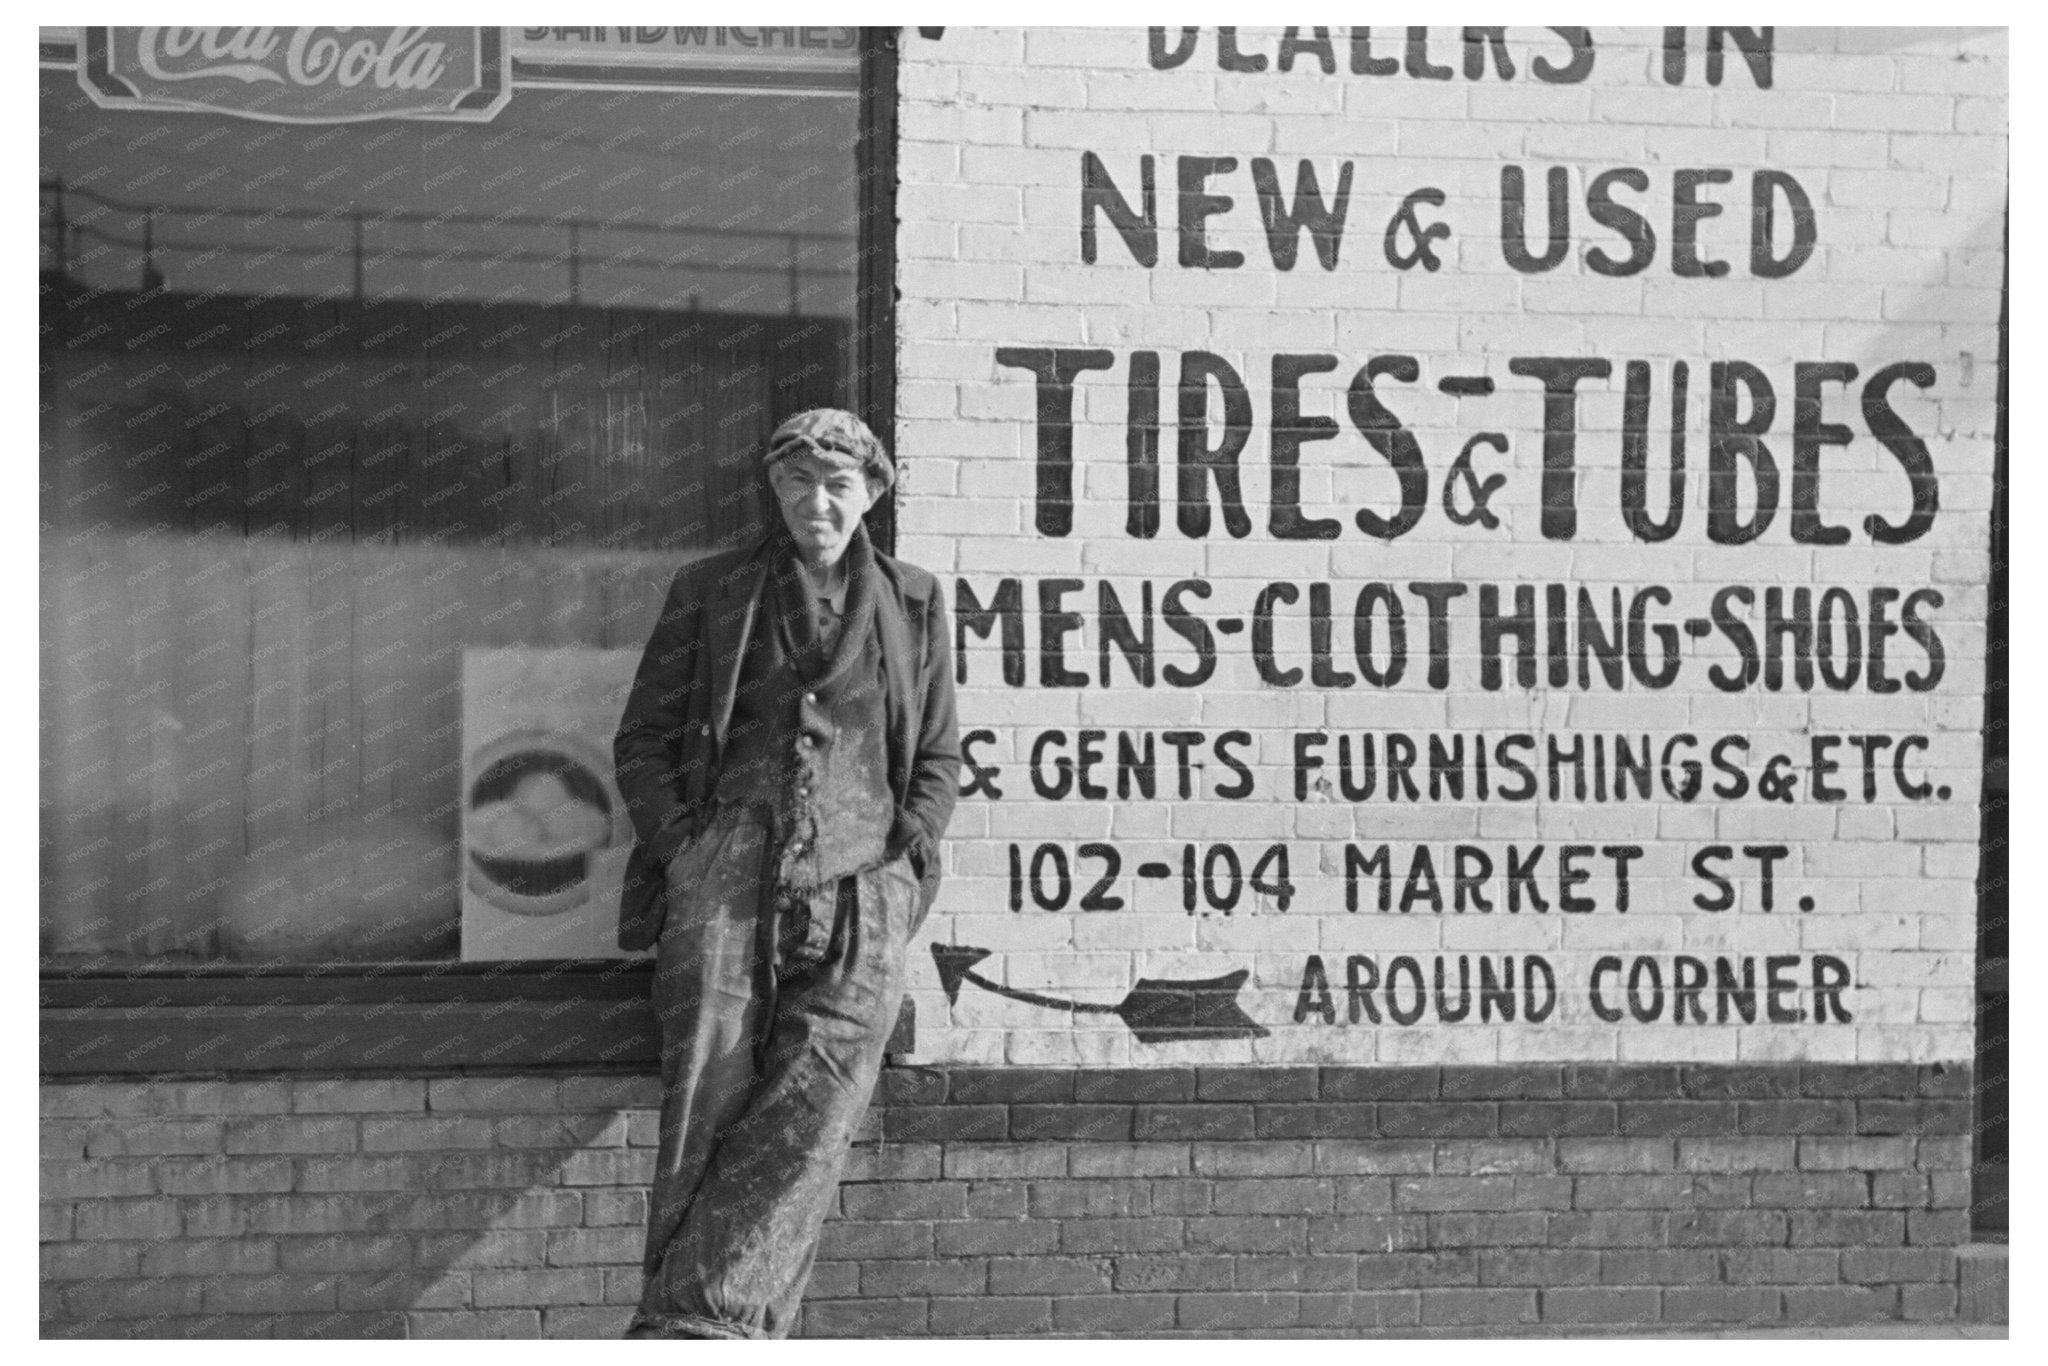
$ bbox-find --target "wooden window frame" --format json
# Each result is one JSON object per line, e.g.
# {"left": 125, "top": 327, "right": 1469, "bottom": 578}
{"left": 40, "top": 28, "right": 908, "bottom": 1079}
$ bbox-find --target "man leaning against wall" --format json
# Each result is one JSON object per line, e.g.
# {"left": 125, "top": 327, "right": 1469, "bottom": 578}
{"left": 611, "top": 408, "right": 961, "bottom": 1339}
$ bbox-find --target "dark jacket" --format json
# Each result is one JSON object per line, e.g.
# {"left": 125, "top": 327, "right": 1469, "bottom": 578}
{"left": 612, "top": 534, "right": 960, "bottom": 951}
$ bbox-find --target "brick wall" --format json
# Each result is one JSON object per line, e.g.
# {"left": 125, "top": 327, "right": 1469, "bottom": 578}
{"left": 41, "top": 1076, "right": 654, "bottom": 1339}
{"left": 41, "top": 1065, "right": 1997, "bottom": 1338}
{"left": 890, "top": 25, "right": 2006, "bottom": 1070}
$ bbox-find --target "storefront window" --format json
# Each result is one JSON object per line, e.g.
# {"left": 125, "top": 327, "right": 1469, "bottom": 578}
{"left": 39, "top": 27, "right": 863, "bottom": 966}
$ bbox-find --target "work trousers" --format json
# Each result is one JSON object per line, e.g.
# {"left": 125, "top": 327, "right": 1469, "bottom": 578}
{"left": 629, "top": 804, "right": 918, "bottom": 1340}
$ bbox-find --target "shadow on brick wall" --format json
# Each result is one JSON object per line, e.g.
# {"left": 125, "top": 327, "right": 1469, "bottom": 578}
{"left": 41, "top": 1075, "right": 663, "bottom": 1339}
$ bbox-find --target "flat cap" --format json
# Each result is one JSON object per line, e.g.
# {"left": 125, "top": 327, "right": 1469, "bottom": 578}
{"left": 763, "top": 407, "right": 893, "bottom": 494}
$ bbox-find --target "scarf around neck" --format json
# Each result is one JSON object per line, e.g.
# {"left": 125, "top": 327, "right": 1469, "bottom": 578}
{"left": 767, "top": 519, "right": 880, "bottom": 693}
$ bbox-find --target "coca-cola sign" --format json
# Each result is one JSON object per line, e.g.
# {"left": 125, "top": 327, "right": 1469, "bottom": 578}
{"left": 77, "top": 26, "right": 509, "bottom": 123}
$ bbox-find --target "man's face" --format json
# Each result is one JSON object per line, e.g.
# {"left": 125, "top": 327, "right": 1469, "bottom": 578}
{"left": 770, "top": 449, "right": 873, "bottom": 565}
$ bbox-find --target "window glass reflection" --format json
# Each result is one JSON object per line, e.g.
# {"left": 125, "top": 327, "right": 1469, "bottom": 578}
{"left": 39, "top": 60, "right": 859, "bottom": 965}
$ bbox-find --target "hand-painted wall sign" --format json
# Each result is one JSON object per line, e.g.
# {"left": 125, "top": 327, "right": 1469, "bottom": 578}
{"left": 932, "top": 945, "right": 1268, "bottom": 1043}
{"left": 895, "top": 26, "right": 2005, "bottom": 1067}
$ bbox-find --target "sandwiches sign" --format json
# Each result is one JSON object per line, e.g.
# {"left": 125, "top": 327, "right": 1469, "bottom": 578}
{"left": 76, "top": 26, "right": 510, "bottom": 124}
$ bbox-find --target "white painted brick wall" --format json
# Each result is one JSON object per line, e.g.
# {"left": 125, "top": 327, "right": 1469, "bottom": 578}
{"left": 894, "top": 25, "right": 2005, "bottom": 1066}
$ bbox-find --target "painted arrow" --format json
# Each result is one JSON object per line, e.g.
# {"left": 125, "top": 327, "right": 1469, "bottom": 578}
{"left": 930, "top": 945, "right": 1268, "bottom": 1044}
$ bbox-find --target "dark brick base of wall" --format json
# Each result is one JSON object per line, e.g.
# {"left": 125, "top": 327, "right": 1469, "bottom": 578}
{"left": 41, "top": 1064, "right": 1996, "bottom": 1338}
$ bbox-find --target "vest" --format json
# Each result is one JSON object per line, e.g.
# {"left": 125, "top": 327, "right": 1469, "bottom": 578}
{"left": 711, "top": 575, "right": 893, "bottom": 894}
